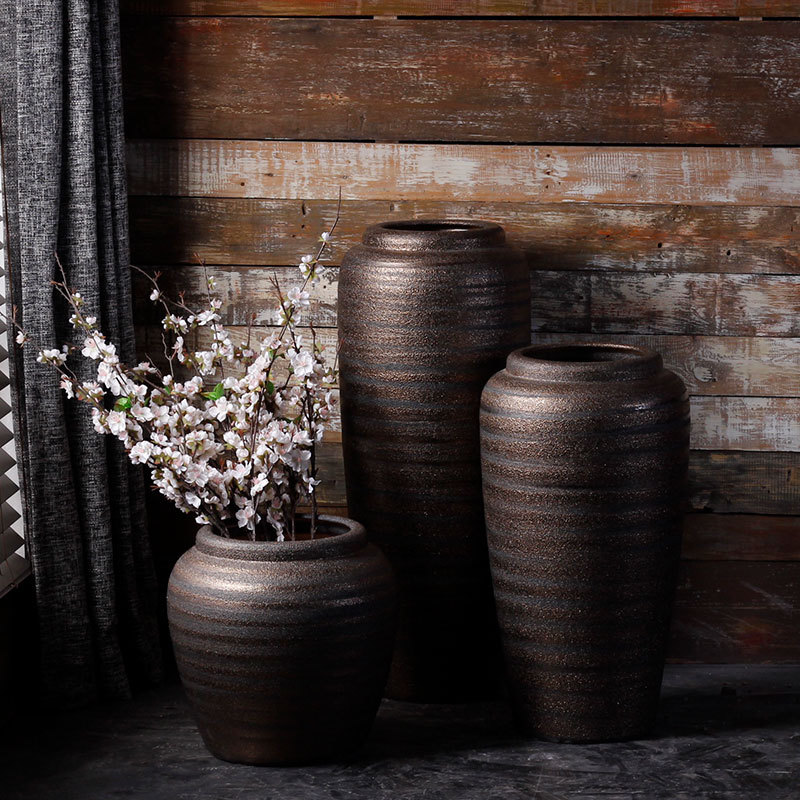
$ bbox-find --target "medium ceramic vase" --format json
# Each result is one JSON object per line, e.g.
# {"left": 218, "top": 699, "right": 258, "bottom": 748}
{"left": 480, "top": 343, "right": 690, "bottom": 742}
{"left": 167, "top": 516, "right": 396, "bottom": 765}
{"left": 338, "top": 219, "right": 530, "bottom": 701}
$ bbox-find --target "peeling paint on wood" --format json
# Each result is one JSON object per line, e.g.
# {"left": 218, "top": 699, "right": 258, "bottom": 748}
{"left": 691, "top": 398, "right": 800, "bottom": 452}
{"left": 126, "top": 140, "right": 800, "bottom": 206}
{"left": 128, "top": 198, "right": 800, "bottom": 275}
{"left": 122, "top": 19, "right": 800, "bottom": 145}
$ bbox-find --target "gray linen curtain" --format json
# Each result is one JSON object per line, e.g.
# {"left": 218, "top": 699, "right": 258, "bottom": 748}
{"left": 0, "top": 0, "right": 162, "bottom": 705}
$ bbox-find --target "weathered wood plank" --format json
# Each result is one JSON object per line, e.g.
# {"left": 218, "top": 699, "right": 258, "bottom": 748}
{"left": 122, "top": 19, "right": 800, "bottom": 144}
{"left": 533, "top": 333, "right": 800, "bottom": 397}
{"left": 533, "top": 272, "right": 800, "bottom": 335}
{"left": 682, "top": 514, "right": 800, "bottom": 561}
{"left": 669, "top": 608, "right": 800, "bottom": 663}
{"left": 126, "top": 141, "right": 800, "bottom": 206}
{"left": 689, "top": 451, "right": 800, "bottom": 515}
{"left": 235, "top": 440, "right": 800, "bottom": 515}
{"left": 691, "top": 398, "right": 800, "bottom": 453}
{"left": 120, "top": 1, "right": 800, "bottom": 17}
{"left": 135, "top": 265, "right": 800, "bottom": 359}
{"left": 134, "top": 283, "right": 800, "bottom": 398}
{"left": 132, "top": 266, "right": 340, "bottom": 328}
{"left": 670, "top": 561, "right": 800, "bottom": 663}
{"left": 128, "top": 198, "right": 800, "bottom": 275}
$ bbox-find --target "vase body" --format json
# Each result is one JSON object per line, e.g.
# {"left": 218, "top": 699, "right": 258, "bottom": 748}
{"left": 339, "top": 219, "right": 530, "bottom": 701}
{"left": 480, "top": 343, "right": 689, "bottom": 742}
{"left": 167, "top": 516, "right": 396, "bottom": 765}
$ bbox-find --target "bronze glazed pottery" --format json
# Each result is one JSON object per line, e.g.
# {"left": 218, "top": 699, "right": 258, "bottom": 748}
{"left": 338, "top": 219, "right": 530, "bottom": 701}
{"left": 166, "top": 516, "right": 396, "bottom": 765}
{"left": 480, "top": 343, "right": 690, "bottom": 742}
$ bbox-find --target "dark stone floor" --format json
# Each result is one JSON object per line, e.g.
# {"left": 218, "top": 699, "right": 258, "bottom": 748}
{"left": 3, "top": 665, "right": 799, "bottom": 800}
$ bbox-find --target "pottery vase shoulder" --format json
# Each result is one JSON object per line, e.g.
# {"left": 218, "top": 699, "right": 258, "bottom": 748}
{"left": 167, "top": 516, "right": 396, "bottom": 765}
{"left": 480, "top": 343, "right": 689, "bottom": 742}
{"left": 338, "top": 219, "right": 530, "bottom": 701}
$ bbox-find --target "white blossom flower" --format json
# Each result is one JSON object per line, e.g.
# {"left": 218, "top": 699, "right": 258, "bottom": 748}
{"left": 60, "top": 376, "right": 75, "bottom": 399}
{"left": 287, "top": 286, "right": 310, "bottom": 308}
{"left": 106, "top": 411, "right": 128, "bottom": 437}
{"left": 22, "top": 230, "right": 338, "bottom": 541}
{"left": 130, "top": 441, "right": 154, "bottom": 464}
{"left": 37, "top": 348, "right": 68, "bottom": 366}
{"left": 289, "top": 349, "right": 315, "bottom": 379}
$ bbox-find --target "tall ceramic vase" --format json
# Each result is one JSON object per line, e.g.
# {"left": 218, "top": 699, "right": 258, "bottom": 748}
{"left": 339, "top": 219, "right": 530, "bottom": 701}
{"left": 480, "top": 343, "right": 689, "bottom": 742}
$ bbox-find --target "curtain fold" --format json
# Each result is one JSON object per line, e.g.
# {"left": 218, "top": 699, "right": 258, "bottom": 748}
{"left": 0, "top": 0, "right": 162, "bottom": 706}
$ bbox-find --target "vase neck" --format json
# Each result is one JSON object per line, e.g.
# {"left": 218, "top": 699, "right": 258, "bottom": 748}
{"left": 505, "top": 343, "right": 663, "bottom": 383}
{"left": 195, "top": 516, "right": 367, "bottom": 561}
{"left": 362, "top": 219, "right": 506, "bottom": 252}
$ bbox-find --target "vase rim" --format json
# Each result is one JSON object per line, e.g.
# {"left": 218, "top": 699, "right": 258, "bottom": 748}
{"left": 362, "top": 218, "right": 506, "bottom": 251}
{"left": 505, "top": 343, "right": 663, "bottom": 382}
{"left": 195, "top": 515, "right": 367, "bottom": 561}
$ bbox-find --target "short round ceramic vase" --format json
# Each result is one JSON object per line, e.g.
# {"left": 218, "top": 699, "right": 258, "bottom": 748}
{"left": 167, "top": 516, "right": 397, "bottom": 765}
{"left": 480, "top": 343, "right": 690, "bottom": 742}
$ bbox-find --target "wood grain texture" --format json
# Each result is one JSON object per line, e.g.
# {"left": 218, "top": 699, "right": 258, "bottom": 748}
{"left": 126, "top": 140, "right": 800, "bottom": 206}
{"left": 670, "top": 561, "right": 800, "bottom": 662}
{"left": 682, "top": 514, "right": 800, "bottom": 560}
{"left": 689, "top": 451, "right": 800, "bottom": 515}
{"left": 120, "top": 1, "right": 800, "bottom": 17}
{"left": 122, "top": 18, "right": 800, "bottom": 144}
{"left": 533, "top": 333, "right": 800, "bottom": 397}
{"left": 128, "top": 198, "right": 800, "bottom": 275}
{"left": 533, "top": 272, "right": 800, "bottom": 335}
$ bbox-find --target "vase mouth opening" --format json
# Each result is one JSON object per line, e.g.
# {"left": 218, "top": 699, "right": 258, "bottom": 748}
{"left": 522, "top": 344, "right": 640, "bottom": 364}
{"left": 506, "top": 343, "right": 663, "bottom": 382}
{"left": 195, "top": 515, "right": 367, "bottom": 561}
{"left": 380, "top": 220, "right": 485, "bottom": 233}
{"left": 362, "top": 218, "right": 506, "bottom": 251}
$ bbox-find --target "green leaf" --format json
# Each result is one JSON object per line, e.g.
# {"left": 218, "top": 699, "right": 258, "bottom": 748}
{"left": 203, "top": 382, "right": 225, "bottom": 401}
{"left": 265, "top": 380, "right": 275, "bottom": 394}
{"left": 114, "top": 396, "right": 132, "bottom": 411}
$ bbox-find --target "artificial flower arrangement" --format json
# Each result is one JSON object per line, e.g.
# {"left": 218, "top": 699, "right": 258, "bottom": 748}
{"left": 19, "top": 221, "right": 339, "bottom": 542}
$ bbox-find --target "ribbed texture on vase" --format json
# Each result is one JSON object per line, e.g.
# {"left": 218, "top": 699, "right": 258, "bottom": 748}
{"left": 480, "top": 343, "right": 690, "bottom": 742}
{"left": 339, "top": 219, "right": 530, "bottom": 702}
{"left": 166, "top": 516, "right": 396, "bottom": 765}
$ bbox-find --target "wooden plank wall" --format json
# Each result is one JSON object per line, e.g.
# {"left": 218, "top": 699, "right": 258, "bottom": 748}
{"left": 120, "top": 2, "right": 800, "bottom": 664}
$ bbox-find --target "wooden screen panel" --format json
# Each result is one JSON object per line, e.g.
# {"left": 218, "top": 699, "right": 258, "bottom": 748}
{"left": 120, "top": 1, "right": 800, "bottom": 17}
{"left": 128, "top": 198, "right": 800, "bottom": 275}
{"left": 126, "top": 141, "right": 800, "bottom": 205}
{"left": 121, "top": 19, "right": 800, "bottom": 144}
